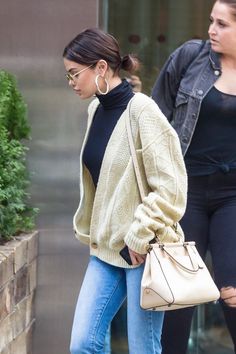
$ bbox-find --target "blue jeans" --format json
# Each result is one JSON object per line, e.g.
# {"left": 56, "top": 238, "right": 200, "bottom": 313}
{"left": 70, "top": 256, "right": 164, "bottom": 354}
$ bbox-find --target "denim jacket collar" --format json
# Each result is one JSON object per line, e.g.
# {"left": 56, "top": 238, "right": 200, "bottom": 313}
{"left": 209, "top": 48, "right": 221, "bottom": 72}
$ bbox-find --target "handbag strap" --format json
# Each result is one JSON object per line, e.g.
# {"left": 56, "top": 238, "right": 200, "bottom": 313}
{"left": 125, "top": 105, "right": 145, "bottom": 201}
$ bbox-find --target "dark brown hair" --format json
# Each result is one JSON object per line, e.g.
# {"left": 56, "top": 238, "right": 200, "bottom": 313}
{"left": 63, "top": 28, "right": 140, "bottom": 74}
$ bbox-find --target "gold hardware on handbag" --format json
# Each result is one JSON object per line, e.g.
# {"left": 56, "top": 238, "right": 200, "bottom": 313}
{"left": 125, "top": 104, "right": 220, "bottom": 311}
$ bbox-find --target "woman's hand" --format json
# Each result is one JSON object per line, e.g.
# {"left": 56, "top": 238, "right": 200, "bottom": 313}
{"left": 128, "top": 248, "right": 146, "bottom": 265}
{"left": 221, "top": 287, "right": 236, "bottom": 307}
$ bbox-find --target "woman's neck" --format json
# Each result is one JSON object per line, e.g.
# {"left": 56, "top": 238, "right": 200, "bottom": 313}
{"left": 107, "top": 76, "right": 122, "bottom": 91}
{"left": 221, "top": 54, "right": 236, "bottom": 70}
{"left": 215, "top": 56, "right": 236, "bottom": 95}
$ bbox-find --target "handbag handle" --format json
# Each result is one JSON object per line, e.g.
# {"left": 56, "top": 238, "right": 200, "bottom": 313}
{"left": 161, "top": 244, "right": 202, "bottom": 273}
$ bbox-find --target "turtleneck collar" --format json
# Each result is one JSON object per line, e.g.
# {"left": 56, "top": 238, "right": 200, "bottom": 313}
{"left": 96, "top": 79, "right": 134, "bottom": 110}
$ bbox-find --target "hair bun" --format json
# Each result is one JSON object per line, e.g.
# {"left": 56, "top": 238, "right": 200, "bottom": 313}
{"left": 120, "top": 54, "right": 140, "bottom": 73}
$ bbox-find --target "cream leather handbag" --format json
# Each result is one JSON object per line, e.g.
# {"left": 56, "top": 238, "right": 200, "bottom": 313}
{"left": 125, "top": 109, "right": 220, "bottom": 311}
{"left": 140, "top": 241, "right": 220, "bottom": 310}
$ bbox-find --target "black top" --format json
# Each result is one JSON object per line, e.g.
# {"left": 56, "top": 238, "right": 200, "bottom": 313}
{"left": 83, "top": 79, "right": 134, "bottom": 186}
{"left": 185, "top": 86, "right": 236, "bottom": 176}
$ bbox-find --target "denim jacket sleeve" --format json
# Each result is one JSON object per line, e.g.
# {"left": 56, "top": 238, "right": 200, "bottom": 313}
{"left": 151, "top": 40, "right": 205, "bottom": 123}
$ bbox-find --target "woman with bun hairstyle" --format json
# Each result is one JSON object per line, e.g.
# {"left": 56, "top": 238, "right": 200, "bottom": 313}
{"left": 63, "top": 27, "right": 187, "bottom": 354}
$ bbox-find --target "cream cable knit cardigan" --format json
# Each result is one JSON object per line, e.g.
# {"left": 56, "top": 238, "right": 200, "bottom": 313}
{"left": 73, "top": 93, "right": 187, "bottom": 268}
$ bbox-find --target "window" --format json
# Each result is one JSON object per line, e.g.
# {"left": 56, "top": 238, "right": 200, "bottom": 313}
{"left": 100, "top": 0, "right": 211, "bottom": 94}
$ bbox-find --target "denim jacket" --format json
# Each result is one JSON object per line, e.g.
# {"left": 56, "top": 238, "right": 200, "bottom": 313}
{"left": 151, "top": 39, "right": 221, "bottom": 155}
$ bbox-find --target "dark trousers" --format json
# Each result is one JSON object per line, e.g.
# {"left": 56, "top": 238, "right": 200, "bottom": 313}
{"left": 161, "top": 170, "right": 236, "bottom": 354}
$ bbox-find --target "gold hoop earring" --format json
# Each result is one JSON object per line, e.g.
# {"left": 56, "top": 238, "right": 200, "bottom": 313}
{"left": 95, "top": 75, "right": 109, "bottom": 95}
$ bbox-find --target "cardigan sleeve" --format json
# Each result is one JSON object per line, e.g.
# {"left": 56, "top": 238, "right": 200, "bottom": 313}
{"left": 124, "top": 100, "right": 187, "bottom": 254}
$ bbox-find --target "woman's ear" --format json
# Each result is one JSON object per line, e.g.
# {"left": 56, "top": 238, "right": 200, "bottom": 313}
{"left": 95, "top": 60, "right": 108, "bottom": 76}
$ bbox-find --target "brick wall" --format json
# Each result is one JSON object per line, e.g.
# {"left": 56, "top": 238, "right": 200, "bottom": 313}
{"left": 0, "top": 231, "right": 39, "bottom": 354}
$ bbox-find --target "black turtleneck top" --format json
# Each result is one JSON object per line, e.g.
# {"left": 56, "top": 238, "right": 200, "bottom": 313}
{"left": 83, "top": 79, "right": 134, "bottom": 186}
